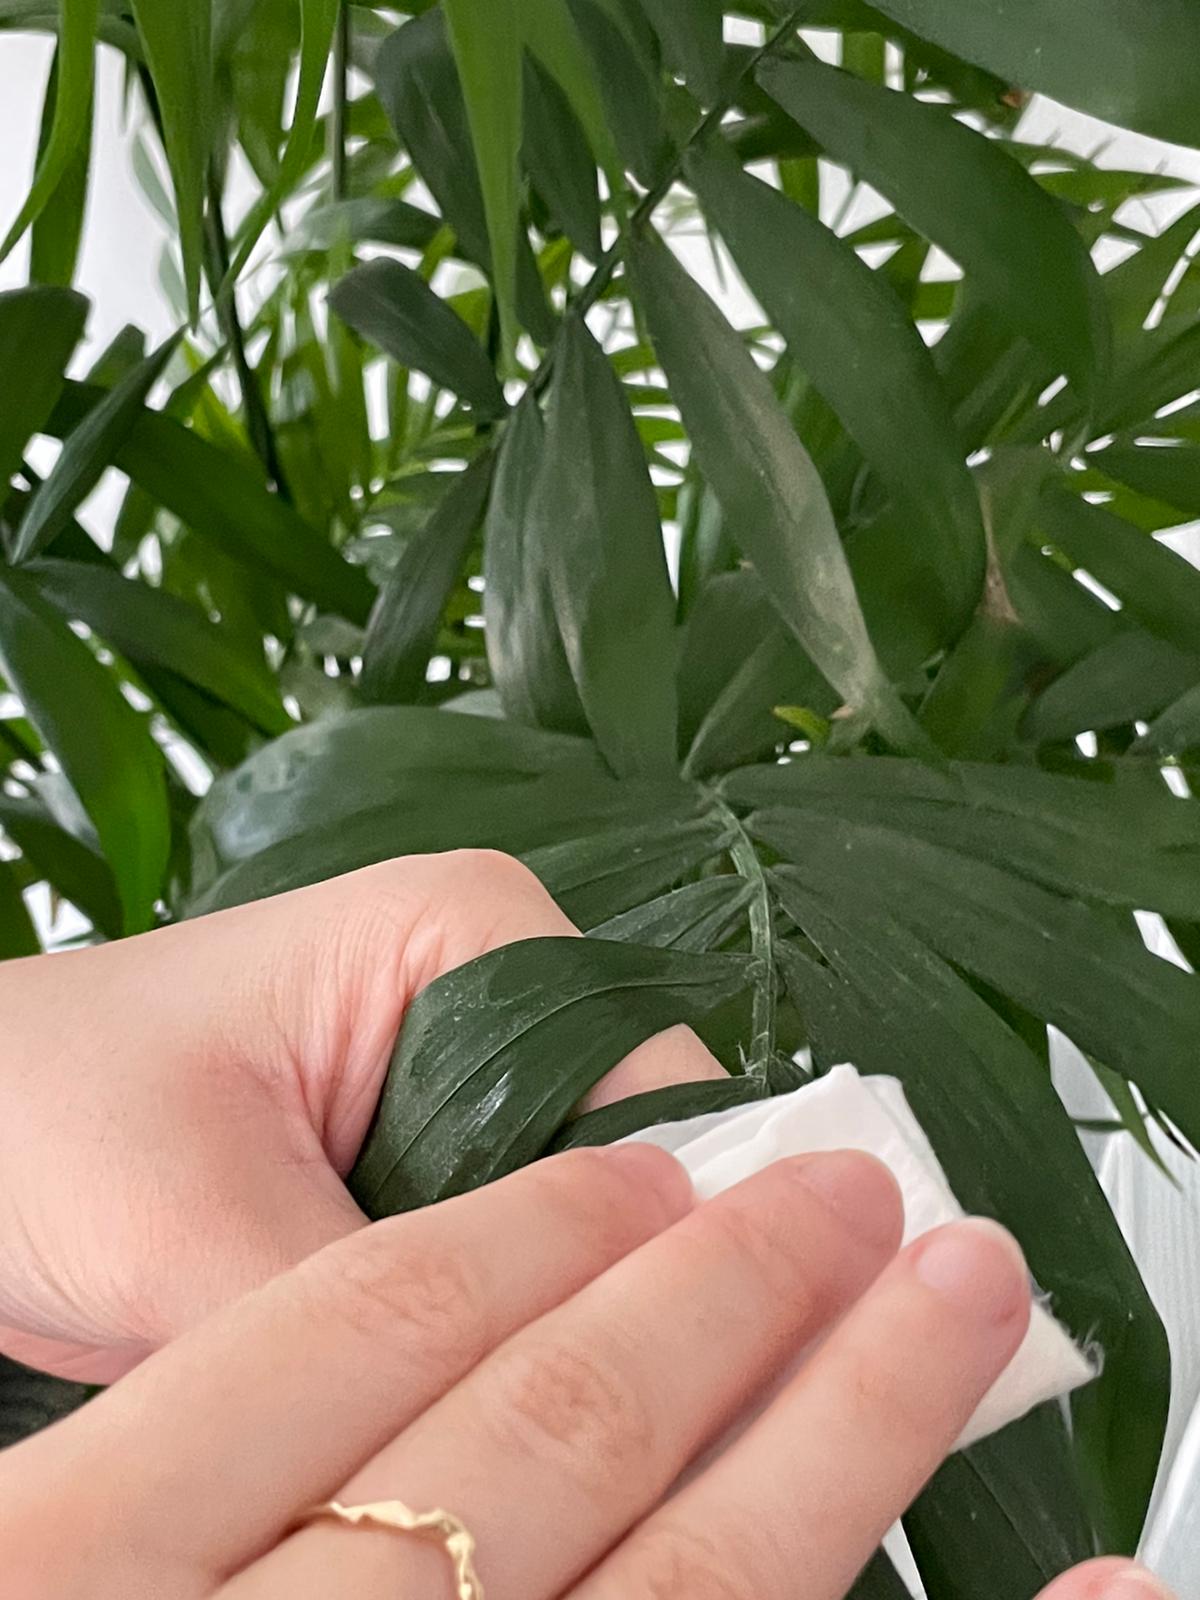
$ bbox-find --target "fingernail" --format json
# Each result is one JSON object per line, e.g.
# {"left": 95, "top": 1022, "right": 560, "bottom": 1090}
{"left": 913, "top": 1218, "right": 1030, "bottom": 1324}
{"left": 604, "top": 1143, "right": 694, "bottom": 1218}
{"left": 791, "top": 1149, "right": 904, "bottom": 1251}
{"left": 1100, "top": 1570, "right": 1174, "bottom": 1600}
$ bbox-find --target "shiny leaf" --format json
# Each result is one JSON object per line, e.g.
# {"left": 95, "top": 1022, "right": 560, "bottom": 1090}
{"left": 349, "top": 937, "right": 752, "bottom": 1214}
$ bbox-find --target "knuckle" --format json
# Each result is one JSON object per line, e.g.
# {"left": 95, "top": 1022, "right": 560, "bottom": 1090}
{"left": 840, "top": 1334, "right": 930, "bottom": 1440}
{"left": 525, "top": 1150, "right": 650, "bottom": 1256}
{"left": 700, "top": 1190, "right": 823, "bottom": 1318}
{"left": 318, "top": 1221, "right": 489, "bottom": 1371}
{"left": 623, "top": 1520, "right": 758, "bottom": 1600}
{"left": 443, "top": 848, "right": 548, "bottom": 900}
{"left": 486, "top": 1331, "right": 654, "bottom": 1494}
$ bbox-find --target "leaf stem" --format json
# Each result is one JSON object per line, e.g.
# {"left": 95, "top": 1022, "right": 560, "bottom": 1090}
{"left": 203, "top": 167, "right": 293, "bottom": 502}
{"left": 331, "top": 0, "right": 350, "bottom": 202}
{"left": 711, "top": 795, "right": 776, "bottom": 1071}
{"left": 529, "top": 6, "right": 804, "bottom": 394}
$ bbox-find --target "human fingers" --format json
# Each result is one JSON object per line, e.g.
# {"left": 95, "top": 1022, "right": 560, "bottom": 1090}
{"left": 576, "top": 1218, "right": 1031, "bottom": 1600}
{"left": 1035, "top": 1560, "right": 1175, "bottom": 1600}
{"left": 222, "top": 1151, "right": 903, "bottom": 1600}
{"left": 1, "top": 1146, "right": 691, "bottom": 1600}
{"left": 0, "top": 850, "right": 722, "bottom": 1376}
{"left": 253, "top": 851, "right": 727, "bottom": 1166}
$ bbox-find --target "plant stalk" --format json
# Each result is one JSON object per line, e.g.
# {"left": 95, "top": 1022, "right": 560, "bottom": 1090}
{"left": 712, "top": 796, "right": 777, "bottom": 1072}
{"left": 530, "top": 5, "right": 805, "bottom": 396}
{"left": 202, "top": 167, "right": 293, "bottom": 502}
{"left": 330, "top": 0, "right": 350, "bottom": 202}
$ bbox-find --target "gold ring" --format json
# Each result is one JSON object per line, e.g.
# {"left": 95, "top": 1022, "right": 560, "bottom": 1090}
{"left": 299, "top": 1499, "right": 483, "bottom": 1598}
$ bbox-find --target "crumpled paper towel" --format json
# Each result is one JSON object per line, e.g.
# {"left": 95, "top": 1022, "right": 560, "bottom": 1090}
{"left": 625, "top": 1063, "right": 1095, "bottom": 1448}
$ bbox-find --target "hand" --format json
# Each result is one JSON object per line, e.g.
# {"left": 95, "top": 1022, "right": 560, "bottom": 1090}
{"left": 2, "top": 1146, "right": 1171, "bottom": 1600}
{"left": 0, "top": 851, "right": 724, "bottom": 1382}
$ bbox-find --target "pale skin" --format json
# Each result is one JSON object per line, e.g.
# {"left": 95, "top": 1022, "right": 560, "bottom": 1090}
{"left": 0, "top": 851, "right": 1174, "bottom": 1600}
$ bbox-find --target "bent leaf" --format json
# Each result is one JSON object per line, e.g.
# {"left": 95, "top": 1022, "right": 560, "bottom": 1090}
{"left": 349, "top": 937, "right": 751, "bottom": 1214}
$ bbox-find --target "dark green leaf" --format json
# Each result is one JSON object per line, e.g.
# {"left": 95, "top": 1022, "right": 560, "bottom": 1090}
{"left": 373, "top": 9, "right": 554, "bottom": 342}
{"left": 758, "top": 57, "right": 1110, "bottom": 400}
{"left": 918, "top": 611, "right": 1034, "bottom": 761}
{"left": 1134, "top": 680, "right": 1200, "bottom": 759}
{"left": 0, "top": 286, "right": 88, "bottom": 504}
{"left": 520, "top": 0, "right": 620, "bottom": 182}
{"left": 12, "top": 334, "right": 179, "bottom": 563}
{"left": 189, "top": 706, "right": 602, "bottom": 869}
{"left": 348, "top": 937, "right": 752, "bottom": 1214}
{"left": 0, "top": 568, "right": 168, "bottom": 931}
{"left": 536, "top": 315, "right": 678, "bottom": 777}
{"left": 689, "top": 144, "right": 985, "bottom": 633}
{"left": 329, "top": 258, "right": 505, "bottom": 418}
{"left": 0, "top": 1356, "right": 95, "bottom": 1450}
{"left": 129, "top": 0, "right": 211, "bottom": 316}
{"left": 731, "top": 754, "right": 1200, "bottom": 919}
{"left": 1023, "top": 629, "right": 1200, "bottom": 743}
{"left": 906, "top": 1407, "right": 1097, "bottom": 1600}
{"left": 764, "top": 817, "right": 1200, "bottom": 1149}
{"left": 864, "top": 0, "right": 1200, "bottom": 148}
{"left": 588, "top": 875, "right": 755, "bottom": 950}
{"left": 1088, "top": 442, "right": 1200, "bottom": 525}
{"left": 637, "top": 0, "right": 724, "bottom": 102}
{"left": 374, "top": 10, "right": 492, "bottom": 262}
{"left": 1102, "top": 201, "right": 1200, "bottom": 341}
{"left": 0, "top": 0, "right": 98, "bottom": 265}
{"left": 522, "top": 53, "right": 602, "bottom": 260}
{"left": 24, "top": 557, "right": 289, "bottom": 734}
{"left": 775, "top": 878, "right": 1168, "bottom": 1553}
{"left": 630, "top": 228, "right": 920, "bottom": 752}
{"left": 524, "top": 810, "right": 730, "bottom": 927}
{"left": 568, "top": 0, "right": 670, "bottom": 187}
{"left": 482, "top": 396, "right": 586, "bottom": 733}
{"left": 548, "top": 1073, "right": 767, "bottom": 1152}
{"left": 288, "top": 196, "right": 443, "bottom": 256}
{"left": 0, "top": 858, "right": 38, "bottom": 959}
{"left": 46, "top": 382, "right": 374, "bottom": 624}
{"left": 1037, "top": 484, "right": 1200, "bottom": 658}
{"left": 359, "top": 455, "right": 494, "bottom": 703}
{"left": 84, "top": 323, "right": 146, "bottom": 386}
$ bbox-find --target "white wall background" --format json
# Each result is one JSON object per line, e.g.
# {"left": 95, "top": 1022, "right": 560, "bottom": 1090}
{"left": 2, "top": 21, "right": 1200, "bottom": 1591}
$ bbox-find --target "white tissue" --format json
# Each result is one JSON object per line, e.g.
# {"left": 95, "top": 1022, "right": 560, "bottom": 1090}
{"left": 625, "top": 1064, "right": 1095, "bottom": 1448}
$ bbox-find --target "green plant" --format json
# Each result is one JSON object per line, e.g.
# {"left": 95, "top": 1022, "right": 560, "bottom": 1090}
{"left": 2, "top": 1, "right": 1200, "bottom": 1590}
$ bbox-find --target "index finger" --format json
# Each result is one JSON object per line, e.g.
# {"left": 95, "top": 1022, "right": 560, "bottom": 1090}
{"left": 2, "top": 1145, "right": 691, "bottom": 1600}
